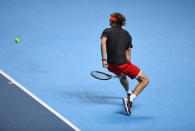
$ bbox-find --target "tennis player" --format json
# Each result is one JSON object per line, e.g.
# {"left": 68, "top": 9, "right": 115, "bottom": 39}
{"left": 100, "top": 12, "right": 149, "bottom": 114}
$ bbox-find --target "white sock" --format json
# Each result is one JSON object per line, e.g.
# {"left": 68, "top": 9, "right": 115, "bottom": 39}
{"left": 130, "top": 94, "right": 136, "bottom": 102}
{"left": 127, "top": 90, "right": 132, "bottom": 95}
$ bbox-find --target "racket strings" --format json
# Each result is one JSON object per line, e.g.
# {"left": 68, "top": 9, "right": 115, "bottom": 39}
{"left": 91, "top": 71, "right": 110, "bottom": 80}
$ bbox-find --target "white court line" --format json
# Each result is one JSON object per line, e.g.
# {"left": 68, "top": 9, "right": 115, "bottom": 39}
{"left": 0, "top": 69, "right": 80, "bottom": 131}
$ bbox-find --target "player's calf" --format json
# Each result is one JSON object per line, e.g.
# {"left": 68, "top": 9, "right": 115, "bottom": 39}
{"left": 119, "top": 74, "right": 132, "bottom": 96}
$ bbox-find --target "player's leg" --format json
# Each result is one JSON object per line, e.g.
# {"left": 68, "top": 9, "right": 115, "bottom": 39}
{"left": 124, "top": 71, "right": 149, "bottom": 115}
{"left": 108, "top": 65, "right": 132, "bottom": 114}
{"left": 119, "top": 73, "right": 133, "bottom": 115}
{"left": 120, "top": 61, "right": 149, "bottom": 105}
{"left": 129, "top": 71, "right": 149, "bottom": 102}
{"left": 120, "top": 74, "right": 133, "bottom": 115}
{"left": 119, "top": 73, "right": 132, "bottom": 96}
{"left": 133, "top": 71, "right": 149, "bottom": 96}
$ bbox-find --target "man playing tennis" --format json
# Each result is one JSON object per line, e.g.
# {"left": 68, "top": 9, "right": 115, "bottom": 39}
{"left": 100, "top": 12, "right": 149, "bottom": 115}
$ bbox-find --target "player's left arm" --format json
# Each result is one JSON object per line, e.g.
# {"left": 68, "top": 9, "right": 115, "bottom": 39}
{"left": 101, "top": 37, "right": 109, "bottom": 68}
{"left": 126, "top": 47, "right": 131, "bottom": 61}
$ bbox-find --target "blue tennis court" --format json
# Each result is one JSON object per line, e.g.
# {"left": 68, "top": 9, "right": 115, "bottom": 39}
{"left": 0, "top": 0, "right": 195, "bottom": 130}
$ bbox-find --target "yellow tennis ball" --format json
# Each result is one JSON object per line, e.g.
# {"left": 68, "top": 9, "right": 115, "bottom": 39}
{"left": 15, "top": 38, "right": 20, "bottom": 43}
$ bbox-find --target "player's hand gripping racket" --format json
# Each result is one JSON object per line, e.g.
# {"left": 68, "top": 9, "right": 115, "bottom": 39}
{"left": 91, "top": 71, "right": 119, "bottom": 80}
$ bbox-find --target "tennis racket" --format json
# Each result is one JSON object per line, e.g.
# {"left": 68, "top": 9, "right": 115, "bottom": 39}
{"left": 91, "top": 71, "right": 119, "bottom": 80}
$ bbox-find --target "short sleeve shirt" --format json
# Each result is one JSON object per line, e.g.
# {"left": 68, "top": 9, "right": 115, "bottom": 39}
{"left": 101, "top": 27, "right": 133, "bottom": 65}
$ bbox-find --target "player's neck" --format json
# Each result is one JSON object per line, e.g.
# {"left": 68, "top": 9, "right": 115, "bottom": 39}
{"left": 111, "top": 26, "right": 121, "bottom": 28}
{"left": 111, "top": 23, "right": 121, "bottom": 28}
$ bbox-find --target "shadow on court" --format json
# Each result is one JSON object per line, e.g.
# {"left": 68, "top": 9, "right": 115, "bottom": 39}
{"left": 116, "top": 111, "right": 154, "bottom": 120}
{"left": 57, "top": 89, "right": 123, "bottom": 105}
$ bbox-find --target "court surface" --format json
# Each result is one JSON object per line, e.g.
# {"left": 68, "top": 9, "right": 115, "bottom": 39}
{"left": 0, "top": 70, "right": 79, "bottom": 131}
{"left": 0, "top": 0, "right": 195, "bottom": 130}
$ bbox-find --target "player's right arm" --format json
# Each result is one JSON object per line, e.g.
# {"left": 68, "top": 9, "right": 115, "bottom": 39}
{"left": 126, "top": 31, "right": 133, "bottom": 61}
{"left": 101, "top": 37, "right": 109, "bottom": 68}
{"left": 126, "top": 47, "right": 131, "bottom": 61}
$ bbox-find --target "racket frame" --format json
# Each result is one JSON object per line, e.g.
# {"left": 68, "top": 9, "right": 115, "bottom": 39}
{"left": 91, "top": 71, "right": 119, "bottom": 80}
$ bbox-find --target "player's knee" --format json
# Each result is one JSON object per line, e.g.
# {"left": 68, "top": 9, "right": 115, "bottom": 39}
{"left": 120, "top": 74, "right": 126, "bottom": 80}
{"left": 137, "top": 73, "right": 149, "bottom": 86}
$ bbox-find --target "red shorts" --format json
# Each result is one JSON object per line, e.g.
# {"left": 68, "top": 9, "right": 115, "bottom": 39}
{"left": 107, "top": 61, "right": 141, "bottom": 79}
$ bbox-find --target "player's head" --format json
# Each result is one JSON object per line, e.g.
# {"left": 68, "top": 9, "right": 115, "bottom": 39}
{"left": 110, "top": 12, "right": 126, "bottom": 27}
